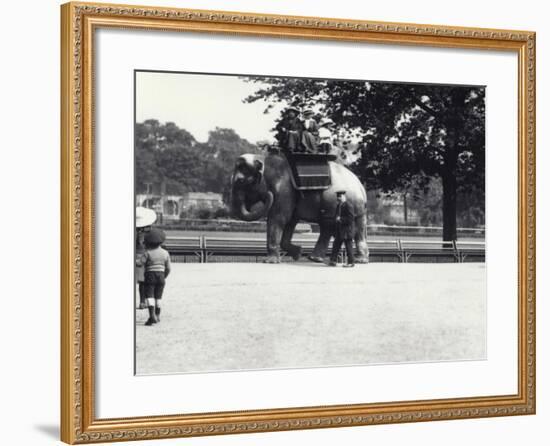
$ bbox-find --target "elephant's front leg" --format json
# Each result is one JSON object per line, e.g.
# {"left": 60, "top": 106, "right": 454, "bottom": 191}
{"left": 308, "top": 224, "right": 332, "bottom": 262}
{"left": 280, "top": 217, "right": 302, "bottom": 261}
{"left": 264, "top": 218, "right": 285, "bottom": 263}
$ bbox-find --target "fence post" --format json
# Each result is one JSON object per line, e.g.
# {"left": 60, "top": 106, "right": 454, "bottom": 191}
{"left": 452, "top": 240, "right": 460, "bottom": 263}
{"left": 397, "top": 239, "right": 405, "bottom": 263}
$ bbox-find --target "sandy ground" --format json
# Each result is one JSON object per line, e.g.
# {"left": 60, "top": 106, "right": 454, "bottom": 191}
{"left": 136, "top": 262, "right": 486, "bottom": 375}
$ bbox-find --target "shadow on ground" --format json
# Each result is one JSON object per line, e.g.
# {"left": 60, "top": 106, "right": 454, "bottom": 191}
{"left": 34, "top": 424, "right": 59, "bottom": 440}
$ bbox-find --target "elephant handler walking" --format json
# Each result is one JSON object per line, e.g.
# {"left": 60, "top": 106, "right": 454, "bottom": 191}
{"left": 328, "top": 191, "right": 355, "bottom": 267}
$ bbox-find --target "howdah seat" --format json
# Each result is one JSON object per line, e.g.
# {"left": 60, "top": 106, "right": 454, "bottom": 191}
{"left": 285, "top": 152, "right": 335, "bottom": 191}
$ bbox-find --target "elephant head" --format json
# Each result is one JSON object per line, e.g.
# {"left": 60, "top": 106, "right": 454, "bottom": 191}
{"left": 231, "top": 154, "right": 274, "bottom": 221}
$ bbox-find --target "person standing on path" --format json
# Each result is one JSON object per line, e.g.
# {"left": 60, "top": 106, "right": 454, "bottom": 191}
{"left": 136, "top": 206, "right": 157, "bottom": 309}
{"left": 328, "top": 191, "right": 356, "bottom": 267}
{"left": 143, "top": 228, "right": 171, "bottom": 326}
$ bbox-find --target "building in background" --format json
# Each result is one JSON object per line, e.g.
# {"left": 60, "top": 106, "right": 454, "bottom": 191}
{"left": 136, "top": 184, "right": 224, "bottom": 222}
{"left": 181, "top": 192, "right": 224, "bottom": 211}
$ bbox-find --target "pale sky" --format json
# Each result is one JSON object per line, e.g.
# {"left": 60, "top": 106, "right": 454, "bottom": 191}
{"left": 136, "top": 71, "right": 285, "bottom": 144}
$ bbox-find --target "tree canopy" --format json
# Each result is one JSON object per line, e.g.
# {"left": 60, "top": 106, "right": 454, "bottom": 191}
{"left": 135, "top": 120, "right": 260, "bottom": 201}
{"left": 244, "top": 77, "right": 485, "bottom": 239}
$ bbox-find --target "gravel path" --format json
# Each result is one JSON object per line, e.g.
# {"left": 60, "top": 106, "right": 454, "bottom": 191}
{"left": 136, "top": 263, "right": 486, "bottom": 375}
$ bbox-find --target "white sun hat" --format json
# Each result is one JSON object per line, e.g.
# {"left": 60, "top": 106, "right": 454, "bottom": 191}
{"left": 136, "top": 206, "right": 157, "bottom": 228}
{"left": 319, "top": 117, "right": 335, "bottom": 127}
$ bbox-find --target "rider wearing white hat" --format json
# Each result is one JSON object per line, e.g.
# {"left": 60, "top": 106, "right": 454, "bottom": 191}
{"left": 318, "top": 118, "right": 335, "bottom": 154}
{"left": 301, "top": 109, "right": 319, "bottom": 153}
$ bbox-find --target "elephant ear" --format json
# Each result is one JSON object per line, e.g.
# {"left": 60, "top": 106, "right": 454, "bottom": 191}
{"left": 254, "top": 159, "right": 264, "bottom": 173}
{"left": 254, "top": 159, "right": 264, "bottom": 181}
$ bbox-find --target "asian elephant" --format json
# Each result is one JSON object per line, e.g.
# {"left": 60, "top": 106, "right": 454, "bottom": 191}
{"left": 230, "top": 153, "right": 369, "bottom": 263}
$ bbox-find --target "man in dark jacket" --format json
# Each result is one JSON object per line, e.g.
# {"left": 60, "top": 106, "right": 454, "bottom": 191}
{"left": 328, "top": 191, "right": 355, "bottom": 267}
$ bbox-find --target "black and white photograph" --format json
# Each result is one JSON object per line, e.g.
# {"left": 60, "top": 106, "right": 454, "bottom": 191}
{"left": 2, "top": 0, "right": 544, "bottom": 442}
{"left": 134, "top": 70, "right": 486, "bottom": 375}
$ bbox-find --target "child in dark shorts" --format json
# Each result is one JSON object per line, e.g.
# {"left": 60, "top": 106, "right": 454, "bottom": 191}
{"left": 143, "top": 228, "right": 171, "bottom": 326}
{"left": 136, "top": 207, "right": 157, "bottom": 310}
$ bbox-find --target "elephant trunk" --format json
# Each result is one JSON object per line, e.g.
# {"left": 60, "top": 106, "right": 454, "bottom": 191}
{"left": 235, "top": 190, "right": 274, "bottom": 222}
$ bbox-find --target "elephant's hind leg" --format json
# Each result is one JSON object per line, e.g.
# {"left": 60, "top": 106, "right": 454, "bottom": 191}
{"left": 354, "top": 214, "right": 369, "bottom": 264}
{"left": 280, "top": 217, "right": 302, "bottom": 261}
{"left": 308, "top": 224, "right": 331, "bottom": 262}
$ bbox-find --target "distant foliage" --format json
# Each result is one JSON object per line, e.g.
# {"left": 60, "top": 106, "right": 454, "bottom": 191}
{"left": 135, "top": 120, "right": 261, "bottom": 202}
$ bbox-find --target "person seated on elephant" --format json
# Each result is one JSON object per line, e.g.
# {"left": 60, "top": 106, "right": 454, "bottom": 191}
{"left": 318, "top": 118, "right": 336, "bottom": 154}
{"left": 275, "top": 106, "right": 304, "bottom": 154}
{"left": 301, "top": 109, "right": 319, "bottom": 153}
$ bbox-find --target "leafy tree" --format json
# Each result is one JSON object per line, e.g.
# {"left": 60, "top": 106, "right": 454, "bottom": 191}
{"left": 202, "top": 127, "right": 262, "bottom": 204}
{"left": 244, "top": 77, "right": 485, "bottom": 240}
{"left": 406, "top": 178, "right": 443, "bottom": 226}
{"left": 135, "top": 119, "right": 162, "bottom": 191}
{"left": 135, "top": 120, "right": 199, "bottom": 194}
{"left": 135, "top": 121, "right": 260, "bottom": 201}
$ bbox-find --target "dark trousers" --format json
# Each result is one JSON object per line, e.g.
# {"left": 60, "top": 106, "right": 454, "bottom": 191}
{"left": 144, "top": 271, "right": 166, "bottom": 300}
{"left": 286, "top": 131, "right": 301, "bottom": 151}
{"left": 330, "top": 235, "right": 355, "bottom": 264}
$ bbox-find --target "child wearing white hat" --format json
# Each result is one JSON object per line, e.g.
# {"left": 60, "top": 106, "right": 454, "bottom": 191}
{"left": 135, "top": 207, "right": 157, "bottom": 310}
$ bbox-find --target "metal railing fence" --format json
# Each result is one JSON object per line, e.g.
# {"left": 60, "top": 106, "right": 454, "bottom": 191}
{"left": 162, "top": 236, "right": 485, "bottom": 263}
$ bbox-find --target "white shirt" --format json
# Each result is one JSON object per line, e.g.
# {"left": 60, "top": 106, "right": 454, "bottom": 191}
{"left": 303, "top": 118, "right": 316, "bottom": 131}
{"left": 318, "top": 126, "right": 332, "bottom": 143}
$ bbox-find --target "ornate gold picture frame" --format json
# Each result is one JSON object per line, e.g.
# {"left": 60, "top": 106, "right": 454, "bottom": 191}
{"left": 61, "top": 2, "right": 535, "bottom": 443}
